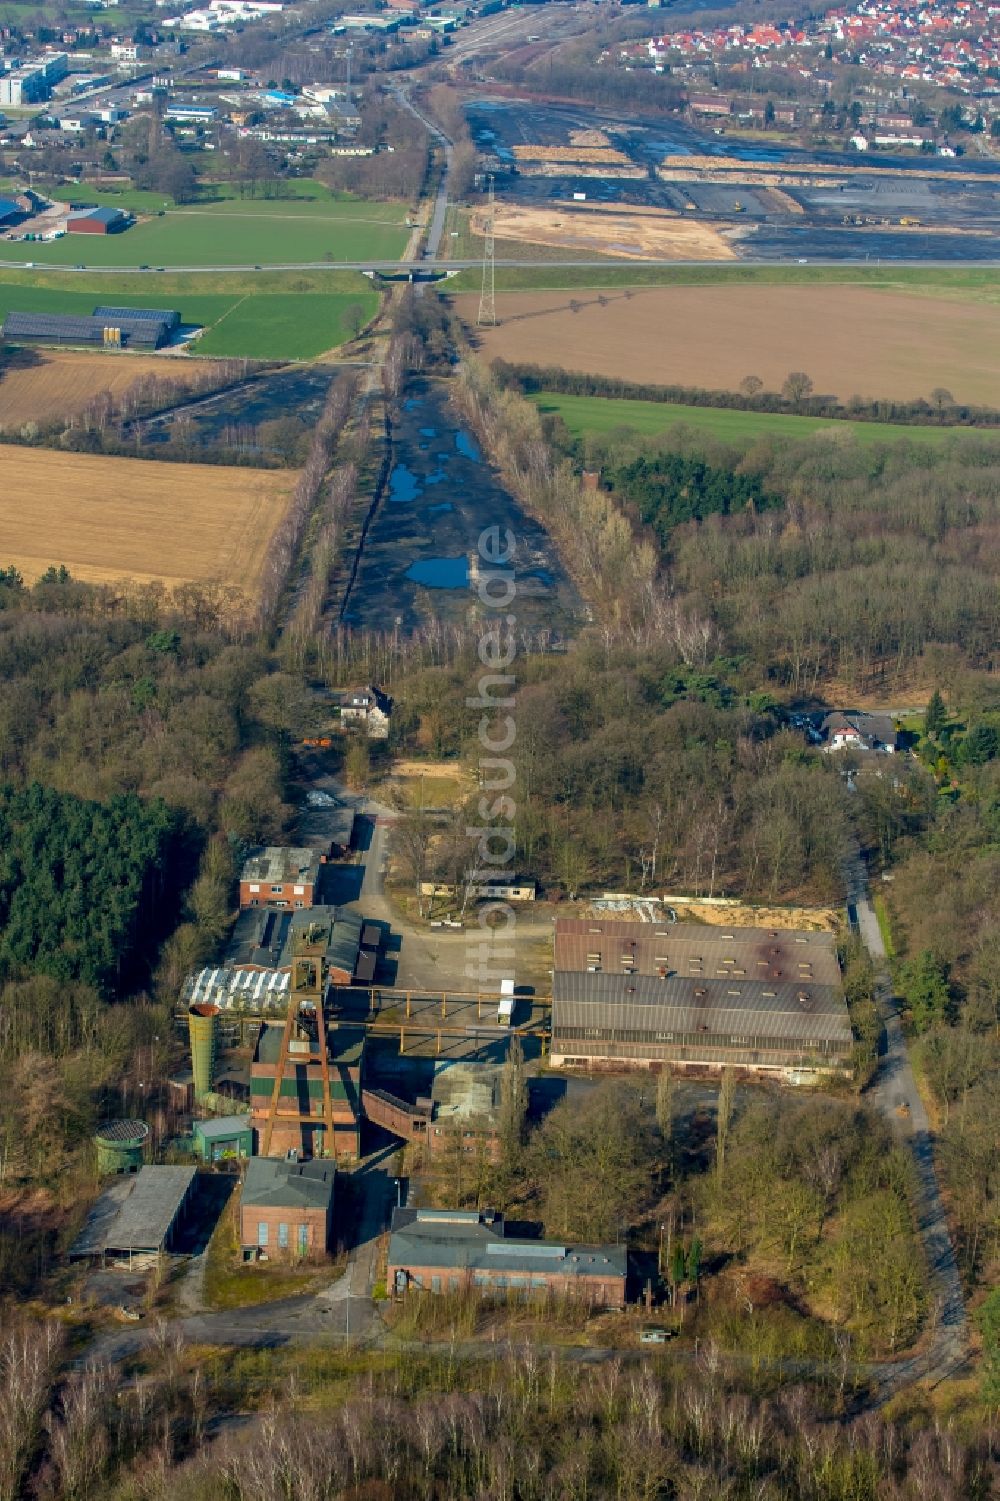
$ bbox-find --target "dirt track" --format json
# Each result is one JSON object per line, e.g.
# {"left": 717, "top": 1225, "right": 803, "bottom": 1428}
{"left": 457, "top": 284, "right": 1000, "bottom": 403}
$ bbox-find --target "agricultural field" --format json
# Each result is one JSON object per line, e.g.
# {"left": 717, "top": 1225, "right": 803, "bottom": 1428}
{"left": 0, "top": 349, "right": 222, "bottom": 431}
{"left": 0, "top": 270, "right": 378, "bottom": 361}
{"left": 0, "top": 195, "right": 409, "bottom": 269}
{"left": 458, "top": 284, "right": 1000, "bottom": 404}
{"left": 533, "top": 392, "right": 991, "bottom": 447}
{"left": 0, "top": 446, "right": 296, "bottom": 596}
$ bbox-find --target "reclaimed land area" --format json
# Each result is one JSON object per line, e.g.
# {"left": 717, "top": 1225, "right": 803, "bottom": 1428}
{"left": 0, "top": 269, "right": 378, "bottom": 361}
{"left": 457, "top": 283, "right": 1000, "bottom": 404}
{"left": 0, "top": 445, "right": 296, "bottom": 594}
{"left": 533, "top": 392, "right": 991, "bottom": 447}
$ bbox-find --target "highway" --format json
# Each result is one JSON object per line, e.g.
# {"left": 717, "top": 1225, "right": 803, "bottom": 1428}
{"left": 4, "top": 257, "right": 1000, "bottom": 274}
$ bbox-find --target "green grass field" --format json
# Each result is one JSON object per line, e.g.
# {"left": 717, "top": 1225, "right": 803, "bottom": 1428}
{"left": 445, "top": 264, "right": 1000, "bottom": 296}
{"left": 534, "top": 392, "right": 997, "bottom": 447}
{"left": 0, "top": 191, "right": 409, "bottom": 268}
{"left": 0, "top": 269, "right": 378, "bottom": 360}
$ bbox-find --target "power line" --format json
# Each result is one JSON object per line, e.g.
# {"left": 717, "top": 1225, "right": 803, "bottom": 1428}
{"left": 477, "top": 173, "right": 496, "bottom": 327}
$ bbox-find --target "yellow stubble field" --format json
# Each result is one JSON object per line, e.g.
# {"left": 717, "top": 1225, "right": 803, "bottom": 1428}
{"left": 0, "top": 445, "right": 296, "bottom": 596}
{"left": 0, "top": 350, "right": 222, "bottom": 430}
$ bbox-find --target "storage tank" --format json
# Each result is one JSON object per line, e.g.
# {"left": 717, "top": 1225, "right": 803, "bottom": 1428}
{"left": 188, "top": 1003, "right": 220, "bottom": 1100}
{"left": 95, "top": 1119, "right": 149, "bottom": 1175}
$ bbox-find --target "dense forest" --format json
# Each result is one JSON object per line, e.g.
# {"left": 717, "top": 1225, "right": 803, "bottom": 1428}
{"left": 0, "top": 784, "right": 176, "bottom": 994}
{"left": 392, "top": 643, "right": 853, "bottom": 903}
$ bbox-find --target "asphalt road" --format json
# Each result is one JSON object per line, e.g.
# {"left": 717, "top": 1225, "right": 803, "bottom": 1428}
{"left": 5, "top": 257, "right": 1000, "bottom": 274}
{"left": 845, "top": 846, "right": 969, "bottom": 1388}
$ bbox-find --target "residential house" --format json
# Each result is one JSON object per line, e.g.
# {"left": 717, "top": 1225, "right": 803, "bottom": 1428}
{"left": 820, "top": 711, "right": 897, "bottom": 754}
{"left": 341, "top": 685, "right": 392, "bottom": 740}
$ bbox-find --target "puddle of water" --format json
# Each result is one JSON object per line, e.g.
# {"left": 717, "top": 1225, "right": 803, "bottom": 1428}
{"left": 455, "top": 430, "right": 480, "bottom": 461}
{"left": 426, "top": 468, "right": 447, "bottom": 485}
{"left": 428, "top": 500, "right": 453, "bottom": 513}
{"left": 406, "top": 556, "right": 469, "bottom": 589}
{"left": 419, "top": 427, "right": 437, "bottom": 437}
{"left": 389, "top": 463, "right": 422, "bottom": 503}
{"left": 404, "top": 397, "right": 422, "bottom": 411}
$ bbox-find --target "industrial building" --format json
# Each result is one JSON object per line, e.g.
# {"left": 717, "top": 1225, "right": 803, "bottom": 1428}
{"left": 95, "top": 1119, "right": 149, "bottom": 1175}
{"left": 226, "top": 905, "right": 366, "bottom": 984}
{"left": 550, "top": 918, "right": 852, "bottom": 1079}
{"left": 0, "top": 52, "right": 68, "bottom": 106}
{"left": 193, "top": 1115, "right": 252, "bottom": 1163}
{"left": 425, "top": 1059, "right": 502, "bottom": 1163}
{"left": 69, "top": 1166, "right": 197, "bottom": 1266}
{"left": 241, "top": 1157, "right": 335, "bottom": 1259}
{"left": 67, "top": 206, "right": 126, "bottom": 234}
{"left": 239, "top": 846, "right": 322, "bottom": 910}
{"left": 387, "top": 1209, "right": 627, "bottom": 1307}
{"left": 248, "top": 928, "right": 367, "bottom": 1159}
{"left": 2, "top": 306, "right": 180, "bottom": 350}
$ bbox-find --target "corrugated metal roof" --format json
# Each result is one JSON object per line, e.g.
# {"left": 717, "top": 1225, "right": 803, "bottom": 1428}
{"left": 387, "top": 1208, "right": 626, "bottom": 1279}
{"left": 69, "top": 1166, "right": 196, "bottom": 1257}
{"left": 552, "top": 971, "right": 851, "bottom": 1047}
{"left": 92, "top": 305, "right": 179, "bottom": 326}
{"left": 193, "top": 1115, "right": 250, "bottom": 1140}
{"left": 553, "top": 918, "right": 841, "bottom": 988}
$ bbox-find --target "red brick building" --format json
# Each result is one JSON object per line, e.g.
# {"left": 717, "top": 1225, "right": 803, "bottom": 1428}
{"left": 387, "top": 1209, "right": 627, "bottom": 1307}
{"left": 240, "top": 1158, "right": 335, "bottom": 1260}
{"left": 239, "top": 847, "right": 322, "bottom": 910}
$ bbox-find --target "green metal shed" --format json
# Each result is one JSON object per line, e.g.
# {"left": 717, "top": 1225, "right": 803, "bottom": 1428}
{"left": 193, "top": 1115, "right": 253, "bottom": 1163}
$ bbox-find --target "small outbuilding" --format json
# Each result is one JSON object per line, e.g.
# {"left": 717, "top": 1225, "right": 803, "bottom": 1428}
{"left": 193, "top": 1115, "right": 252, "bottom": 1163}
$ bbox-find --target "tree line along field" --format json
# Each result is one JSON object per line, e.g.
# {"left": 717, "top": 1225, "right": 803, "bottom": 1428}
{"left": 0, "top": 272, "right": 378, "bottom": 360}
{"left": 457, "top": 283, "right": 1000, "bottom": 406}
{"left": 0, "top": 445, "right": 296, "bottom": 598}
{"left": 0, "top": 196, "right": 410, "bottom": 270}
{"left": 535, "top": 392, "right": 988, "bottom": 447}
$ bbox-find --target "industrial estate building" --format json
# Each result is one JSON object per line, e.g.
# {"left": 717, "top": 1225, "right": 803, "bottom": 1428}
{"left": 182, "top": 904, "right": 379, "bottom": 1013}
{"left": 387, "top": 1209, "right": 627, "bottom": 1307}
{"left": 2, "top": 305, "right": 180, "bottom": 350}
{"left": 550, "top": 918, "right": 852, "bottom": 1078}
{"left": 240, "top": 1157, "right": 335, "bottom": 1259}
{"left": 0, "top": 51, "right": 68, "bottom": 106}
{"left": 69, "top": 1166, "right": 197, "bottom": 1265}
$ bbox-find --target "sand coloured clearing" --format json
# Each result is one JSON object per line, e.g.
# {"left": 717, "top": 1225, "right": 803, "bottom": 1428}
{"left": 459, "top": 285, "right": 1000, "bottom": 404}
{"left": 0, "top": 351, "right": 221, "bottom": 430}
{"left": 0, "top": 446, "right": 296, "bottom": 595}
{"left": 472, "top": 204, "right": 736, "bottom": 261}
{"left": 511, "top": 144, "right": 631, "bottom": 165}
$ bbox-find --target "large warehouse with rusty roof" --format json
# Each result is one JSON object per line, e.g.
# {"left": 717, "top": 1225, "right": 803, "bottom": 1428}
{"left": 550, "top": 917, "right": 852, "bottom": 1079}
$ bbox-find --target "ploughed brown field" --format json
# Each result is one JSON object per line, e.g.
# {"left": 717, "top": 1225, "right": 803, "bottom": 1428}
{"left": 0, "top": 350, "right": 222, "bottom": 430}
{"left": 0, "top": 446, "right": 296, "bottom": 597}
{"left": 458, "top": 285, "right": 1000, "bottom": 404}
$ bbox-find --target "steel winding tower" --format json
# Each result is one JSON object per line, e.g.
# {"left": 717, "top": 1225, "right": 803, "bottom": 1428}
{"left": 477, "top": 174, "right": 496, "bottom": 328}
